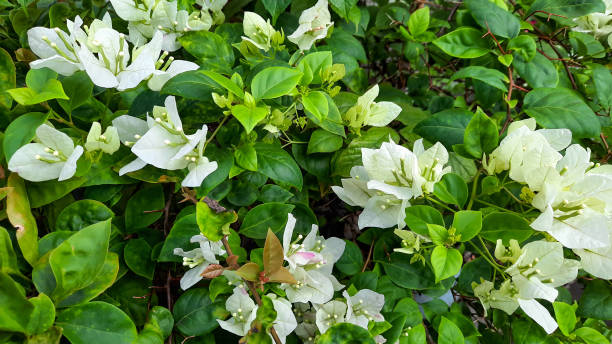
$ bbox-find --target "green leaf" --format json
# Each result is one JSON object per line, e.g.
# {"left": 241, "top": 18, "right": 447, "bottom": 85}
{"left": 27, "top": 177, "right": 86, "bottom": 209}
{"left": 161, "top": 70, "right": 224, "bottom": 100}
{"left": 318, "top": 323, "right": 376, "bottom": 343}
{"left": 56, "top": 252, "right": 119, "bottom": 308}
{"left": 462, "top": 108, "right": 499, "bottom": 158}
{"left": 433, "top": 173, "right": 468, "bottom": 207}
{"left": 308, "top": 93, "right": 346, "bottom": 137}
{"left": 327, "top": 28, "right": 367, "bottom": 62}
{"left": 262, "top": 0, "right": 291, "bottom": 23}
{"left": 158, "top": 214, "right": 199, "bottom": 262}
{"left": 307, "top": 129, "right": 343, "bottom": 154}
{"left": 0, "top": 47, "right": 16, "bottom": 109}
{"left": 512, "top": 53, "right": 558, "bottom": 88}
{"left": 56, "top": 301, "right": 137, "bottom": 344}
{"left": 431, "top": 246, "right": 462, "bottom": 283}
{"left": 55, "top": 199, "right": 114, "bottom": 231}
{"left": 179, "top": 31, "right": 234, "bottom": 73}
{"left": 393, "top": 298, "right": 423, "bottom": 326}
{"left": 456, "top": 257, "right": 492, "bottom": 295}
{"left": 6, "top": 174, "right": 38, "bottom": 266}
{"left": 408, "top": 7, "right": 430, "bottom": 36}
{"left": 438, "top": 316, "right": 465, "bottom": 344}
{"left": 523, "top": 87, "right": 601, "bottom": 139}
{"left": 173, "top": 288, "right": 226, "bottom": 336}
{"left": 451, "top": 66, "right": 509, "bottom": 91}
{"left": 258, "top": 185, "right": 293, "bottom": 203}
{"left": 578, "top": 280, "right": 612, "bottom": 320}
{"left": 453, "top": 210, "right": 482, "bottom": 241}
{"left": 414, "top": 109, "right": 473, "bottom": 148}
{"left": 7, "top": 68, "right": 68, "bottom": 105}
{"left": 239, "top": 203, "right": 295, "bottom": 239}
{"left": 49, "top": 220, "right": 111, "bottom": 303}
{"left": 196, "top": 202, "right": 237, "bottom": 242}
{"left": 199, "top": 70, "right": 244, "bottom": 99}
{"left": 405, "top": 205, "right": 445, "bottom": 237}
{"left": 570, "top": 31, "right": 606, "bottom": 57}
{"left": 329, "top": 0, "right": 359, "bottom": 20}
{"left": 0, "top": 272, "right": 34, "bottom": 333}
{"left": 0, "top": 227, "right": 19, "bottom": 275}
{"left": 26, "top": 293, "right": 55, "bottom": 335}
{"left": 573, "top": 327, "right": 609, "bottom": 344}
{"left": 232, "top": 104, "right": 268, "bottom": 134}
{"left": 125, "top": 185, "right": 165, "bottom": 233}
{"left": 553, "top": 301, "right": 576, "bottom": 336}
{"left": 404, "top": 323, "right": 427, "bottom": 344}
{"left": 433, "top": 27, "right": 491, "bottom": 58}
{"left": 251, "top": 67, "right": 302, "bottom": 100}
{"left": 528, "top": 0, "right": 606, "bottom": 19}
{"left": 511, "top": 318, "right": 548, "bottom": 344}
{"left": 253, "top": 142, "right": 303, "bottom": 190}
{"left": 380, "top": 252, "right": 435, "bottom": 290}
{"left": 508, "top": 35, "right": 537, "bottom": 61}
{"left": 3, "top": 112, "right": 48, "bottom": 165}
{"left": 124, "top": 239, "right": 155, "bottom": 280}
{"left": 57, "top": 71, "right": 94, "bottom": 115}
{"left": 297, "top": 51, "right": 333, "bottom": 85}
{"left": 591, "top": 63, "right": 612, "bottom": 111}
{"left": 466, "top": 0, "right": 520, "bottom": 38}
{"left": 480, "top": 212, "right": 533, "bottom": 244}
{"left": 335, "top": 240, "right": 363, "bottom": 276}
{"left": 302, "top": 91, "right": 329, "bottom": 122}
{"left": 427, "top": 224, "right": 449, "bottom": 245}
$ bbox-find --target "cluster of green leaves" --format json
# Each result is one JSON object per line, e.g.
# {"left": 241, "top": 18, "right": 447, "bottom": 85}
{"left": 0, "top": 0, "right": 611, "bottom": 343}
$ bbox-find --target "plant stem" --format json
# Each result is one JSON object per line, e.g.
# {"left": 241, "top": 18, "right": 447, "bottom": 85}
{"left": 466, "top": 172, "right": 480, "bottom": 210}
{"left": 203, "top": 115, "right": 228, "bottom": 151}
{"left": 425, "top": 195, "right": 456, "bottom": 213}
{"left": 474, "top": 199, "right": 522, "bottom": 216}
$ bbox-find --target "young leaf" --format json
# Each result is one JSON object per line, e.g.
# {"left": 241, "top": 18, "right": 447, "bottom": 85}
{"left": 196, "top": 202, "right": 238, "bottom": 242}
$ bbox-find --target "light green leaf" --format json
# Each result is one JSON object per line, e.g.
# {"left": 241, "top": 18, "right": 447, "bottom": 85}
{"left": 307, "top": 129, "right": 343, "bottom": 154}
{"left": 451, "top": 66, "right": 508, "bottom": 91}
{"left": 251, "top": 67, "right": 302, "bottom": 100}
{"left": 231, "top": 104, "right": 268, "bottom": 133}
{"left": 438, "top": 316, "right": 465, "bottom": 344}
{"left": 453, "top": 210, "right": 482, "bottom": 242}
{"left": 408, "top": 7, "right": 430, "bottom": 36}
{"left": 433, "top": 27, "right": 491, "bottom": 58}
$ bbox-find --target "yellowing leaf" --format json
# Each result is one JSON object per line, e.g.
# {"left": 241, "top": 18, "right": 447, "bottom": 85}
{"left": 263, "top": 229, "right": 284, "bottom": 275}
{"left": 267, "top": 266, "right": 296, "bottom": 284}
{"left": 235, "top": 262, "right": 261, "bottom": 281}
{"left": 6, "top": 174, "right": 38, "bottom": 266}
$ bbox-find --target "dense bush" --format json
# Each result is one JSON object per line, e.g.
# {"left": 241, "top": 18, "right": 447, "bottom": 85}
{"left": 0, "top": 0, "right": 611, "bottom": 343}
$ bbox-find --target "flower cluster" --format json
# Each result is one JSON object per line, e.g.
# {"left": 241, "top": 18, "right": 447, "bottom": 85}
{"left": 573, "top": 0, "right": 612, "bottom": 47}
{"left": 344, "top": 84, "right": 403, "bottom": 132}
{"left": 287, "top": 0, "right": 334, "bottom": 51}
{"left": 109, "top": 0, "right": 226, "bottom": 51}
{"left": 113, "top": 95, "right": 218, "bottom": 187}
{"left": 484, "top": 119, "right": 612, "bottom": 280}
{"left": 474, "top": 240, "right": 580, "bottom": 334}
{"left": 333, "top": 138, "right": 451, "bottom": 229}
{"left": 173, "top": 213, "right": 386, "bottom": 342}
{"left": 27, "top": 14, "right": 197, "bottom": 91}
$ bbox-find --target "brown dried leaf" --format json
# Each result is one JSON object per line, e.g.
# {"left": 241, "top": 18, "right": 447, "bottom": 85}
{"left": 263, "top": 229, "right": 284, "bottom": 275}
{"left": 200, "top": 264, "right": 225, "bottom": 279}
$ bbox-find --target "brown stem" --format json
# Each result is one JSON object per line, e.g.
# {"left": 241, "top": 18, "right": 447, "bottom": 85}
{"left": 546, "top": 40, "right": 577, "bottom": 89}
{"left": 501, "top": 67, "right": 515, "bottom": 135}
{"left": 361, "top": 241, "right": 375, "bottom": 272}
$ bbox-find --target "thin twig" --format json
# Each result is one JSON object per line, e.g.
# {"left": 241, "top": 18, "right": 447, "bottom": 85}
{"left": 361, "top": 241, "right": 375, "bottom": 272}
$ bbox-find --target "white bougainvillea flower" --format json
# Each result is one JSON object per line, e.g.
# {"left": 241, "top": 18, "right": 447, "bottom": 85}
{"left": 131, "top": 96, "right": 207, "bottom": 170}
{"left": 530, "top": 205, "right": 610, "bottom": 249}
{"left": 241, "top": 11, "right": 276, "bottom": 51}
{"left": 573, "top": 241, "right": 612, "bottom": 279}
{"left": 362, "top": 139, "right": 424, "bottom": 200}
{"left": 332, "top": 166, "right": 411, "bottom": 229}
{"left": 413, "top": 139, "right": 451, "bottom": 193}
{"left": 288, "top": 0, "right": 333, "bottom": 50}
{"left": 28, "top": 16, "right": 85, "bottom": 75}
{"left": 85, "top": 122, "right": 120, "bottom": 154}
{"left": 573, "top": 0, "right": 612, "bottom": 46}
{"left": 148, "top": 59, "right": 199, "bottom": 91}
{"left": 494, "top": 239, "right": 522, "bottom": 264}
{"left": 217, "top": 287, "right": 258, "bottom": 336}
{"left": 282, "top": 266, "right": 334, "bottom": 304}
{"left": 198, "top": 0, "right": 228, "bottom": 12}
{"left": 109, "top": 0, "right": 155, "bottom": 22}
{"left": 293, "top": 303, "right": 318, "bottom": 344}
{"left": 78, "top": 26, "right": 163, "bottom": 90}
{"left": 267, "top": 295, "right": 298, "bottom": 344}
{"left": 483, "top": 118, "right": 571, "bottom": 187}
{"left": 314, "top": 300, "right": 347, "bottom": 334}
{"left": 343, "top": 289, "right": 385, "bottom": 329}
{"left": 8, "top": 124, "right": 83, "bottom": 182}
{"left": 181, "top": 138, "right": 218, "bottom": 188}
{"left": 149, "top": 0, "right": 213, "bottom": 51}
{"left": 345, "top": 85, "right": 402, "bottom": 129}
{"left": 173, "top": 234, "right": 224, "bottom": 290}
{"left": 112, "top": 114, "right": 150, "bottom": 175}
{"left": 282, "top": 214, "right": 325, "bottom": 269}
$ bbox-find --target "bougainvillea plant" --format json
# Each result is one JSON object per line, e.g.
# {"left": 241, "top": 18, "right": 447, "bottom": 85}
{"left": 0, "top": 0, "right": 611, "bottom": 343}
